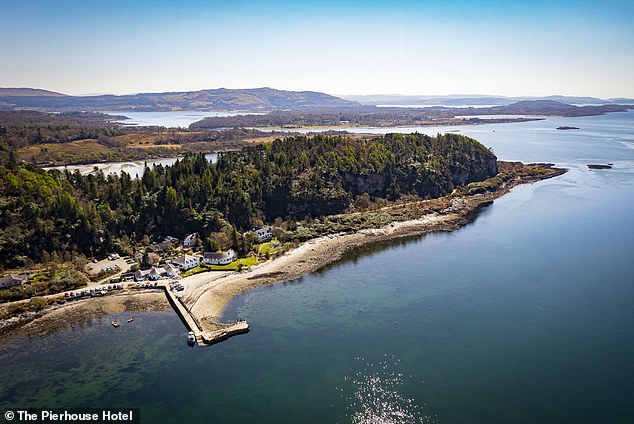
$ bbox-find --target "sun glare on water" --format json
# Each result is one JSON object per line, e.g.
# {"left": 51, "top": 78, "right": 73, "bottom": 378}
{"left": 338, "top": 355, "right": 437, "bottom": 424}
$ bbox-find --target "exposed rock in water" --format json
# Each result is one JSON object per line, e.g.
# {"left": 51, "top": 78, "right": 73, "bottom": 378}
{"left": 556, "top": 126, "right": 579, "bottom": 130}
{"left": 587, "top": 164, "right": 613, "bottom": 169}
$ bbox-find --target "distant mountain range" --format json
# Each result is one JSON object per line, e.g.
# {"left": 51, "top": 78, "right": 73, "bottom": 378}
{"left": 0, "top": 88, "right": 67, "bottom": 97}
{"left": 1, "top": 87, "right": 632, "bottom": 114}
{"left": 0, "top": 87, "right": 359, "bottom": 112}
{"left": 340, "top": 93, "right": 634, "bottom": 106}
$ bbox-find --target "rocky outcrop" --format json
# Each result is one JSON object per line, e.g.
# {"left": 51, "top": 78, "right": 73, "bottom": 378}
{"left": 340, "top": 172, "right": 386, "bottom": 196}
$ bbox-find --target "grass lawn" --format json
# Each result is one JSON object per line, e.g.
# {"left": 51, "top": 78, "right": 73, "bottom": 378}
{"left": 257, "top": 239, "right": 291, "bottom": 257}
{"left": 210, "top": 256, "right": 260, "bottom": 271}
{"left": 181, "top": 256, "right": 261, "bottom": 277}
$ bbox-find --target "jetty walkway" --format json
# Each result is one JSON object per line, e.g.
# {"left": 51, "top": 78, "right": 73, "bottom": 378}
{"left": 158, "top": 282, "right": 249, "bottom": 346}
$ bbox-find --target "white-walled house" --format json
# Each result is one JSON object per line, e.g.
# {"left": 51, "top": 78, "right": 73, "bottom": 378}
{"left": 203, "top": 249, "right": 237, "bottom": 265}
{"left": 148, "top": 267, "right": 162, "bottom": 281}
{"left": 171, "top": 254, "right": 201, "bottom": 270}
{"left": 134, "top": 269, "right": 148, "bottom": 281}
{"left": 183, "top": 233, "right": 199, "bottom": 248}
{"left": 251, "top": 226, "right": 272, "bottom": 243}
{"left": 163, "top": 263, "right": 179, "bottom": 277}
{"left": 134, "top": 264, "right": 178, "bottom": 281}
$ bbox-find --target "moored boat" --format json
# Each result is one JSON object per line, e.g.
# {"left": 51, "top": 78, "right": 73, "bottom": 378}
{"left": 187, "top": 331, "right": 196, "bottom": 345}
{"left": 111, "top": 321, "right": 120, "bottom": 328}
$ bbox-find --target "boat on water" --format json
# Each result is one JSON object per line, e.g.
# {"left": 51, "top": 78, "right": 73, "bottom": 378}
{"left": 127, "top": 319, "right": 134, "bottom": 323}
{"left": 187, "top": 331, "right": 196, "bottom": 345}
{"left": 111, "top": 321, "right": 120, "bottom": 328}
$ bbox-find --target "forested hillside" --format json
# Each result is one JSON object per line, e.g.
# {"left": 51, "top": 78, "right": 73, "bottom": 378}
{"left": 0, "top": 133, "right": 496, "bottom": 269}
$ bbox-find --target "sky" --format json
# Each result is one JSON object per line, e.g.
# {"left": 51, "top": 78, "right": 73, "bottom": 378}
{"left": 1, "top": 0, "right": 633, "bottom": 98}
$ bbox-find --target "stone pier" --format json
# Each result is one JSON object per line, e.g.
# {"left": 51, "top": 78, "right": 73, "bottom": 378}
{"left": 159, "top": 282, "right": 249, "bottom": 346}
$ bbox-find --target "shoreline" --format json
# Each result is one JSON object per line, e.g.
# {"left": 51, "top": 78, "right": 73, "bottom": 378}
{"left": 186, "top": 213, "right": 459, "bottom": 321}
{"left": 0, "top": 162, "right": 567, "bottom": 343}
{"left": 179, "top": 162, "right": 566, "bottom": 328}
{"left": 34, "top": 117, "right": 540, "bottom": 169}
{"left": 0, "top": 291, "right": 170, "bottom": 345}
{"left": 248, "top": 116, "right": 543, "bottom": 132}
{"left": 185, "top": 192, "right": 502, "bottom": 322}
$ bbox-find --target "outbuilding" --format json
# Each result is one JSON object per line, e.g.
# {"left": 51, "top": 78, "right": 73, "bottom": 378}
{"left": 0, "top": 274, "right": 28, "bottom": 290}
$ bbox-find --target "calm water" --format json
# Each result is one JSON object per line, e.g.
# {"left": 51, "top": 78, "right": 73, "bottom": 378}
{"left": 102, "top": 111, "right": 241, "bottom": 128}
{"left": 44, "top": 153, "right": 218, "bottom": 178}
{"left": 2, "top": 112, "right": 634, "bottom": 423}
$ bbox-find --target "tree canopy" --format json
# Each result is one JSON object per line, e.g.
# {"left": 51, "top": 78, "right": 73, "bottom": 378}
{"left": 0, "top": 133, "right": 496, "bottom": 269}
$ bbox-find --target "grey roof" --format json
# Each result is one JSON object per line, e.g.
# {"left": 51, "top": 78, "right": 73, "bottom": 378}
{"left": 148, "top": 242, "right": 170, "bottom": 252}
{"left": 0, "top": 274, "right": 28, "bottom": 287}
{"left": 204, "top": 249, "right": 236, "bottom": 261}
{"left": 171, "top": 254, "right": 199, "bottom": 265}
{"left": 164, "top": 263, "right": 179, "bottom": 274}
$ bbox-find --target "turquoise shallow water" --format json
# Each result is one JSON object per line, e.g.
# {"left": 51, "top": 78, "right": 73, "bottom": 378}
{"left": 1, "top": 112, "right": 633, "bottom": 423}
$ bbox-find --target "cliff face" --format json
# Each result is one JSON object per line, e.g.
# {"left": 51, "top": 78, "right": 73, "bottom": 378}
{"left": 341, "top": 173, "right": 386, "bottom": 196}
{"left": 449, "top": 150, "right": 498, "bottom": 186}
{"left": 334, "top": 133, "right": 498, "bottom": 202}
{"left": 287, "top": 184, "right": 352, "bottom": 217}
{"left": 219, "top": 133, "right": 498, "bottom": 221}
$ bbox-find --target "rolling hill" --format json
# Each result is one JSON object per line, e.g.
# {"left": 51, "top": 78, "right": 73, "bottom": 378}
{"left": 340, "top": 93, "right": 634, "bottom": 106}
{"left": 0, "top": 87, "right": 358, "bottom": 112}
{"left": 0, "top": 88, "right": 67, "bottom": 97}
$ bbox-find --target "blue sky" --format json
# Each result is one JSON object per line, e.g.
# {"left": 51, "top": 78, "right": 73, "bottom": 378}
{"left": 1, "top": 0, "right": 633, "bottom": 98}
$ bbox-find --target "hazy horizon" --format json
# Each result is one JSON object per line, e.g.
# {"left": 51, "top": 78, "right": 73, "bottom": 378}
{"left": 2, "top": 0, "right": 633, "bottom": 99}
{"left": 3, "top": 86, "right": 632, "bottom": 102}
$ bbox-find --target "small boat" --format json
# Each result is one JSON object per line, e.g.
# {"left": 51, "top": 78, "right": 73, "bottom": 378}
{"left": 111, "top": 321, "right": 120, "bottom": 328}
{"left": 127, "top": 319, "right": 134, "bottom": 323}
{"left": 187, "top": 331, "right": 196, "bottom": 345}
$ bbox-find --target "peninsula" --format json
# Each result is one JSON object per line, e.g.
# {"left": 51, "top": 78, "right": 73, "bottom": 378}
{"left": 180, "top": 161, "right": 566, "bottom": 338}
{"left": 0, "top": 130, "right": 566, "bottom": 344}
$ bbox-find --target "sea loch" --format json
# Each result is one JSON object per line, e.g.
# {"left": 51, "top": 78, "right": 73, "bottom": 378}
{"left": 1, "top": 111, "right": 633, "bottom": 423}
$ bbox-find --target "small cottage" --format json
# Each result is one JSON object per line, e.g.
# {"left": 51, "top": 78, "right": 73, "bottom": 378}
{"left": 148, "top": 242, "right": 170, "bottom": 254}
{"left": 0, "top": 274, "right": 28, "bottom": 290}
{"left": 134, "top": 269, "right": 148, "bottom": 281}
{"left": 163, "top": 263, "right": 179, "bottom": 277}
{"left": 171, "top": 254, "right": 201, "bottom": 270}
{"left": 251, "top": 226, "right": 272, "bottom": 243}
{"left": 183, "top": 233, "right": 199, "bottom": 248}
{"left": 148, "top": 267, "right": 162, "bottom": 281}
